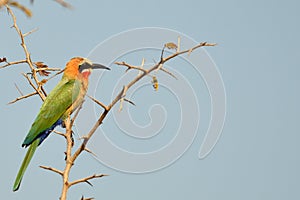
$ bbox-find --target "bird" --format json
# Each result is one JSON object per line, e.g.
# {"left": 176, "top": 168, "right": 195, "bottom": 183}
{"left": 13, "top": 57, "right": 110, "bottom": 191}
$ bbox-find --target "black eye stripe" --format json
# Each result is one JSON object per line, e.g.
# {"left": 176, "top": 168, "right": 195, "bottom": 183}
{"left": 79, "top": 63, "right": 92, "bottom": 72}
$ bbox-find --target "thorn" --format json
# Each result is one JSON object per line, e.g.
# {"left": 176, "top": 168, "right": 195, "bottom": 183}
{"left": 177, "top": 36, "right": 181, "bottom": 53}
{"left": 85, "top": 180, "right": 93, "bottom": 187}
{"left": 81, "top": 196, "right": 94, "bottom": 200}
{"left": 138, "top": 58, "right": 145, "bottom": 75}
{"left": 87, "top": 95, "right": 107, "bottom": 110}
{"left": 84, "top": 147, "right": 98, "bottom": 157}
{"left": 71, "top": 130, "right": 74, "bottom": 147}
{"left": 124, "top": 98, "right": 136, "bottom": 106}
{"left": 160, "top": 67, "right": 178, "bottom": 80}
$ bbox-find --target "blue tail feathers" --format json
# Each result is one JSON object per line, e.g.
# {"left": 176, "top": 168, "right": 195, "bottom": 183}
{"left": 22, "top": 119, "right": 63, "bottom": 147}
{"left": 38, "top": 119, "right": 63, "bottom": 145}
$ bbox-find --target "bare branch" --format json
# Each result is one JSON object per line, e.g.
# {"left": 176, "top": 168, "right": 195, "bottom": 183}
{"left": 6, "top": 1, "right": 32, "bottom": 17}
{"left": 46, "top": 69, "right": 64, "bottom": 82}
{"left": 8, "top": 91, "right": 37, "bottom": 104}
{"left": 54, "top": 0, "right": 73, "bottom": 9}
{"left": 22, "top": 73, "right": 45, "bottom": 101}
{"left": 70, "top": 100, "right": 84, "bottom": 126}
{"left": 177, "top": 36, "right": 181, "bottom": 53}
{"left": 6, "top": 5, "right": 47, "bottom": 101}
{"left": 23, "top": 28, "right": 38, "bottom": 37}
{"left": 115, "top": 61, "right": 148, "bottom": 74}
{"left": 69, "top": 174, "right": 108, "bottom": 187}
{"left": 80, "top": 196, "right": 94, "bottom": 200}
{"left": 124, "top": 98, "right": 136, "bottom": 106}
{"left": 0, "top": 0, "right": 9, "bottom": 7}
{"left": 160, "top": 67, "right": 178, "bottom": 79}
{"left": 84, "top": 147, "right": 98, "bottom": 157}
{"left": 34, "top": 67, "right": 62, "bottom": 72}
{"left": 87, "top": 95, "right": 108, "bottom": 111}
{"left": 119, "top": 85, "right": 128, "bottom": 112}
{"left": 0, "top": 60, "right": 27, "bottom": 69}
{"left": 14, "top": 83, "right": 23, "bottom": 96}
{"left": 54, "top": 130, "right": 66, "bottom": 138}
{"left": 139, "top": 58, "right": 145, "bottom": 75}
{"left": 186, "top": 42, "right": 216, "bottom": 56}
{"left": 40, "top": 165, "right": 64, "bottom": 176}
{"left": 60, "top": 115, "right": 74, "bottom": 200}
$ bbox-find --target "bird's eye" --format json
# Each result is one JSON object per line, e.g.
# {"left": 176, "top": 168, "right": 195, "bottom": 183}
{"left": 79, "top": 62, "right": 92, "bottom": 73}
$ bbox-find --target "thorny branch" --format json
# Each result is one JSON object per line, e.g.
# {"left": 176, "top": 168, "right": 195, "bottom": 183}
{"left": 58, "top": 42, "right": 216, "bottom": 200}
{"left": 2, "top": 6, "right": 64, "bottom": 105}
{"left": 0, "top": 60, "right": 27, "bottom": 69}
{"left": 39, "top": 165, "right": 64, "bottom": 176}
{"left": 2, "top": 4, "right": 216, "bottom": 200}
{"left": 8, "top": 91, "right": 37, "bottom": 104}
{"left": 4, "top": 6, "right": 46, "bottom": 101}
{"left": 56, "top": 39, "right": 216, "bottom": 200}
{"left": 115, "top": 61, "right": 147, "bottom": 73}
{"left": 69, "top": 174, "right": 108, "bottom": 187}
{"left": 1, "top": 0, "right": 73, "bottom": 16}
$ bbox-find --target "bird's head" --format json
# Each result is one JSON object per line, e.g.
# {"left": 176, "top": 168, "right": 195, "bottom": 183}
{"left": 64, "top": 57, "right": 110, "bottom": 79}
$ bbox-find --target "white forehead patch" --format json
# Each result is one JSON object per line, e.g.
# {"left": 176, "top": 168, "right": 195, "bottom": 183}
{"left": 83, "top": 58, "right": 93, "bottom": 66}
{"left": 82, "top": 68, "right": 91, "bottom": 73}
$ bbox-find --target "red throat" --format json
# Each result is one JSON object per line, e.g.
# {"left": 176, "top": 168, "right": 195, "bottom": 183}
{"left": 82, "top": 70, "right": 91, "bottom": 79}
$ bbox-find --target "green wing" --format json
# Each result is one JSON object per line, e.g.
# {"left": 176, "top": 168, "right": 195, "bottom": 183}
{"left": 22, "top": 78, "right": 81, "bottom": 146}
{"left": 13, "top": 78, "right": 81, "bottom": 191}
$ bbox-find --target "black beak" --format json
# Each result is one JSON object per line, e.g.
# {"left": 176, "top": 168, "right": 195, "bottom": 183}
{"left": 79, "top": 62, "right": 110, "bottom": 72}
{"left": 91, "top": 63, "right": 110, "bottom": 70}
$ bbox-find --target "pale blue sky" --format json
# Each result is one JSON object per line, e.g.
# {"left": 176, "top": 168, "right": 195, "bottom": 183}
{"left": 1, "top": 0, "right": 300, "bottom": 199}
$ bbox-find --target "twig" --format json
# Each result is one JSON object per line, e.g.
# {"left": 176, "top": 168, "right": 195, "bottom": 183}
{"left": 0, "top": 60, "right": 27, "bottom": 69}
{"left": 6, "top": 1, "right": 32, "bottom": 17}
{"left": 60, "top": 116, "right": 73, "bottom": 200}
{"left": 70, "top": 101, "right": 84, "bottom": 126}
{"left": 80, "top": 196, "right": 94, "bottom": 200}
{"left": 160, "top": 67, "right": 178, "bottom": 79}
{"left": 115, "top": 61, "right": 148, "bottom": 74}
{"left": 46, "top": 69, "right": 64, "bottom": 82}
{"left": 40, "top": 165, "right": 64, "bottom": 176}
{"left": 23, "top": 28, "right": 38, "bottom": 37}
{"left": 84, "top": 147, "right": 98, "bottom": 157}
{"left": 123, "top": 98, "right": 136, "bottom": 106}
{"left": 0, "top": 0, "right": 9, "bottom": 7}
{"left": 22, "top": 73, "right": 45, "bottom": 101}
{"left": 8, "top": 91, "right": 37, "bottom": 104}
{"left": 54, "top": 130, "right": 66, "bottom": 138}
{"left": 139, "top": 58, "right": 145, "bottom": 75}
{"left": 69, "top": 174, "right": 108, "bottom": 187}
{"left": 54, "top": 0, "right": 73, "bottom": 9}
{"left": 34, "top": 67, "right": 62, "bottom": 72}
{"left": 118, "top": 86, "right": 128, "bottom": 112}
{"left": 14, "top": 83, "right": 23, "bottom": 96}
{"left": 87, "top": 95, "right": 108, "bottom": 111}
{"left": 6, "top": 6, "right": 47, "bottom": 101}
{"left": 177, "top": 36, "right": 181, "bottom": 53}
